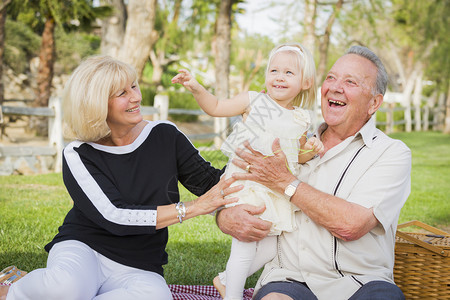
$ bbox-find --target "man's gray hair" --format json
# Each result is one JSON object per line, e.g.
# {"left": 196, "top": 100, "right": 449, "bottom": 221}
{"left": 346, "top": 46, "right": 388, "bottom": 96}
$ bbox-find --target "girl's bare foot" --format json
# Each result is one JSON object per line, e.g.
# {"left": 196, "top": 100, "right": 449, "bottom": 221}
{"left": 0, "top": 285, "right": 10, "bottom": 300}
{"left": 213, "top": 276, "right": 226, "bottom": 299}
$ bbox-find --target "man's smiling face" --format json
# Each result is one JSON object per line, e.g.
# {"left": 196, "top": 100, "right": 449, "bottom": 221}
{"left": 321, "top": 54, "right": 381, "bottom": 137}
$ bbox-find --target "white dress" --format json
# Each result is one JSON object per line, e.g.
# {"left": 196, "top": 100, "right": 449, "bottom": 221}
{"left": 221, "top": 91, "right": 312, "bottom": 235}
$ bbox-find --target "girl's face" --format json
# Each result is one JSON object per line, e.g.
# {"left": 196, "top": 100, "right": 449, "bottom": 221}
{"left": 265, "top": 51, "right": 303, "bottom": 109}
{"left": 106, "top": 81, "right": 143, "bottom": 131}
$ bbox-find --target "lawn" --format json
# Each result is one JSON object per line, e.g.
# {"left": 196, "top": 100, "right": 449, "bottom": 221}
{"left": 0, "top": 131, "right": 449, "bottom": 288}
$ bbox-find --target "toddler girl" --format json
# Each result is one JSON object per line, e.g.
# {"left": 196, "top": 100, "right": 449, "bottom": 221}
{"left": 172, "top": 43, "right": 324, "bottom": 300}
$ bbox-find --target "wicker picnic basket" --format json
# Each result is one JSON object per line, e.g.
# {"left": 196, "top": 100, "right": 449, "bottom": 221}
{"left": 394, "top": 220, "right": 450, "bottom": 299}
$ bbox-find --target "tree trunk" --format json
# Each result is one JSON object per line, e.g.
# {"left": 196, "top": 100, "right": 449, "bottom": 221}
{"left": 389, "top": 43, "right": 406, "bottom": 88}
{"left": 149, "top": 49, "right": 163, "bottom": 85}
{"left": 34, "top": 17, "right": 56, "bottom": 108}
{"left": 100, "top": 0, "right": 126, "bottom": 58}
{"left": 0, "top": 1, "right": 10, "bottom": 136}
{"left": 412, "top": 68, "right": 423, "bottom": 131}
{"left": 316, "top": 0, "right": 343, "bottom": 84}
{"left": 402, "top": 61, "right": 421, "bottom": 132}
{"left": 302, "top": 0, "right": 316, "bottom": 55}
{"left": 213, "top": 0, "right": 233, "bottom": 148}
{"left": 425, "top": 90, "right": 437, "bottom": 131}
{"left": 118, "top": 0, "right": 157, "bottom": 77}
{"left": 444, "top": 79, "right": 450, "bottom": 134}
{"left": 0, "top": 3, "right": 8, "bottom": 106}
{"left": 31, "top": 17, "right": 56, "bottom": 136}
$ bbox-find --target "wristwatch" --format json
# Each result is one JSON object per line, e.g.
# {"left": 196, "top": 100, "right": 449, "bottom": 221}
{"left": 284, "top": 179, "right": 301, "bottom": 199}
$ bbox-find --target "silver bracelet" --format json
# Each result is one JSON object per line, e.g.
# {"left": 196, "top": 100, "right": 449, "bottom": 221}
{"left": 175, "top": 202, "right": 186, "bottom": 223}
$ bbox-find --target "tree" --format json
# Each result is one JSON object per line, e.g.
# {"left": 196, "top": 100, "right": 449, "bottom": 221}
{"left": 316, "top": 0, "right": 344, "bottom": 84}
{"left": 0, "top": 0, "right": 12, "bottom": 138}
{"left": 100, "top": 0, "right": 157, "bottom": 78}
{"left": 0, "top": 0, "right": 11, "bottom": 107}
{"left": 339, "top": 0, "right": 449, "bottom": 133}
{"left": 117, "top": 0, "right": 157, "bottom": 77}
{"left": 148, "top": 0, "right": 183, "bottom": 87}
{"left": 5, "top": 0, "right": 111, "bottom": 136}
{"left": 212, "top": 0, "right": 234, "bottom": 147}
{"left": 231, "top": 34, "right": 274, "bottom": 93}
{"left": 265, "top": 0, "right": 347, "bottom": 83}
{"left": 388, "top": 0, "right": 449, "bottom": 132}
{"left": 9, "top": 0, "right": 111, "bottom": 109}
{"left": 100, "top": 0, "right": 126, "bottom": 58}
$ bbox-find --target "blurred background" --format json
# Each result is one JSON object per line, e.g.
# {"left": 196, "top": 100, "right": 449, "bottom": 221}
{"left": 0, "top": 0, "right": 449, "bottom": 143}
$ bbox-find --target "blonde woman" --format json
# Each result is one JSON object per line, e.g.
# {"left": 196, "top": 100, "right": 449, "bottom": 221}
{"left": 1, "top": 56, "right": 241, "bottom": 300}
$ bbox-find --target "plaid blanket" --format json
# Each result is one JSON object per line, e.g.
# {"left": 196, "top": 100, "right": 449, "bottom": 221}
{"left": 0, "top": 282, "right": 254, "bottom": 299}
{"left": 169, "top": 285, "right": 254, "bottom": 300}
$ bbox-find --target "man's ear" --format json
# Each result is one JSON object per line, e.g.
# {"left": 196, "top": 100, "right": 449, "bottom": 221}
{"left": 369, "top": 94, "right": 383, "bottom": 115}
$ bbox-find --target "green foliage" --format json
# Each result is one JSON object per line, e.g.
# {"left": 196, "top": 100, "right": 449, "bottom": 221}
{"left": 391, "top": 0, "right": 450, "bottom": 90}
{"left": 139, "top": 81, "right": 201, "bottom": 123}
{"left": 154, "top": 0, "right": 193, "bottom": 55}
{"left": 230, "top": 33, "right": 275, "bottom": 91}
{"left": 140, "top": 84, "right": 157, "bottom": 107}
{"left": 167, "top": 91, "right": 201, "bottom": 122}
{"left": 3, "top": 19, "right": 41, "bottom": 73}
{"left": 142, "top": 62, "right": 202, "bottom": 122}
{"left": 54, "top": 27, "right": 101, "bottom": 73}
{"left": 9, "top": 0, "right": 112, "bottom": 34}
{"left": 3, "top": 19, "right": 101, "bottom": 75}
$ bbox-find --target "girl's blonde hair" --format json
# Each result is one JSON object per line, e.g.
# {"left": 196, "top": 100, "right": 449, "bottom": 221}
{"left": 266, "top": 43, "right": 316, "bottom": 109}
{"left": 62, "top": 55, "right": 138, "bottom": 142}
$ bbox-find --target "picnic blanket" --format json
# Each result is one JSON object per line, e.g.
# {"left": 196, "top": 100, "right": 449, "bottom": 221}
{"left": 169, "top": 285, "right": 254, "bottom": 300}
{"left": 0, "top": 282, "right": 254, "bottom": 299}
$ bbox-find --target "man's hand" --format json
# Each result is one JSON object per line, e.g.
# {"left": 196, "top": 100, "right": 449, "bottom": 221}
{"left": 216, "top": 205, "right": 271, "bottom": 242}
{"left": 232, "top": 139, "right": 297, "bottom": 194}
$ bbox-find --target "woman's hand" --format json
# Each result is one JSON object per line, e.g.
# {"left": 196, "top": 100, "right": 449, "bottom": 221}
{"left": 231, "top": 139, "right": 297, "bottom": 194}
{"left": 189, "top": 176, "right": 241, "bottom": 216}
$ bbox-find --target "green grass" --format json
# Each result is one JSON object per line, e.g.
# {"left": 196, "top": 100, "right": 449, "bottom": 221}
{"left": 0, "top": 131, "right": 449, "bottom": 287}
{"left": 390, "top": 132, "right": 450, "bottom": 227}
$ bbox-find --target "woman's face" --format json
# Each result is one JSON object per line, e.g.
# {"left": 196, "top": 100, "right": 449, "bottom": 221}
{"left": 106, "top": 81, "right": 143, "bottom": 131}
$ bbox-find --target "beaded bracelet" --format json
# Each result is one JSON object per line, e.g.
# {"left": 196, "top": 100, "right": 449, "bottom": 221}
{"left": 175, "top": 202, "right": 186, "bottom": 223}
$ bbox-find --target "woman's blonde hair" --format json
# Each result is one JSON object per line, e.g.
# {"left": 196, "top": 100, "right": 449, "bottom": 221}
{"left": 266, "top": 43, "right": 317, "bottom": 109}
{"left": 62, "top": 55, "right": 138, "bottom": 142}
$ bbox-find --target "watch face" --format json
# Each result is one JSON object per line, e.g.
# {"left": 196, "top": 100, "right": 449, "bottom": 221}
{"left": 285, "top": 185, "right": 296, "bottom": 197}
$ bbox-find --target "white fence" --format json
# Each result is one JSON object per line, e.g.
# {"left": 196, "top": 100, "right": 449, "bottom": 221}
{"left": 0, "top": 97, "right": 164, "bottom": 173}
{"left": 0, "top": 94, "right": 447, "bottom": 174}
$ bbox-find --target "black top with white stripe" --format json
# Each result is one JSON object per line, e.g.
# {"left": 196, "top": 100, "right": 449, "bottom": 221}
{"left": 45, "top": 121, "right": 224, "bottom": 276}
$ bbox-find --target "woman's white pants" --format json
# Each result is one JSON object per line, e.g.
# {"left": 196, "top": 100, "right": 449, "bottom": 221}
{"left": 7, "top": 240, "right": 173, "bottom": 300}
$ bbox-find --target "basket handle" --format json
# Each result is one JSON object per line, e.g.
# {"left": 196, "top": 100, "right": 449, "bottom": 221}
{"left": 396, "top": 220, "right": 449, "bottom": 257}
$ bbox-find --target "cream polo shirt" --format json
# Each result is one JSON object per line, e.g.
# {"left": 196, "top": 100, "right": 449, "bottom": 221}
{"left": 254, "top": 117, "right": 411, "bottom": 300}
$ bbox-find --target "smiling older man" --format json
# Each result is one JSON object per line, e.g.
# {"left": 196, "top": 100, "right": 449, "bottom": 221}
{"left": 216, "top": 46, "right": 411, "bottom": 300}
